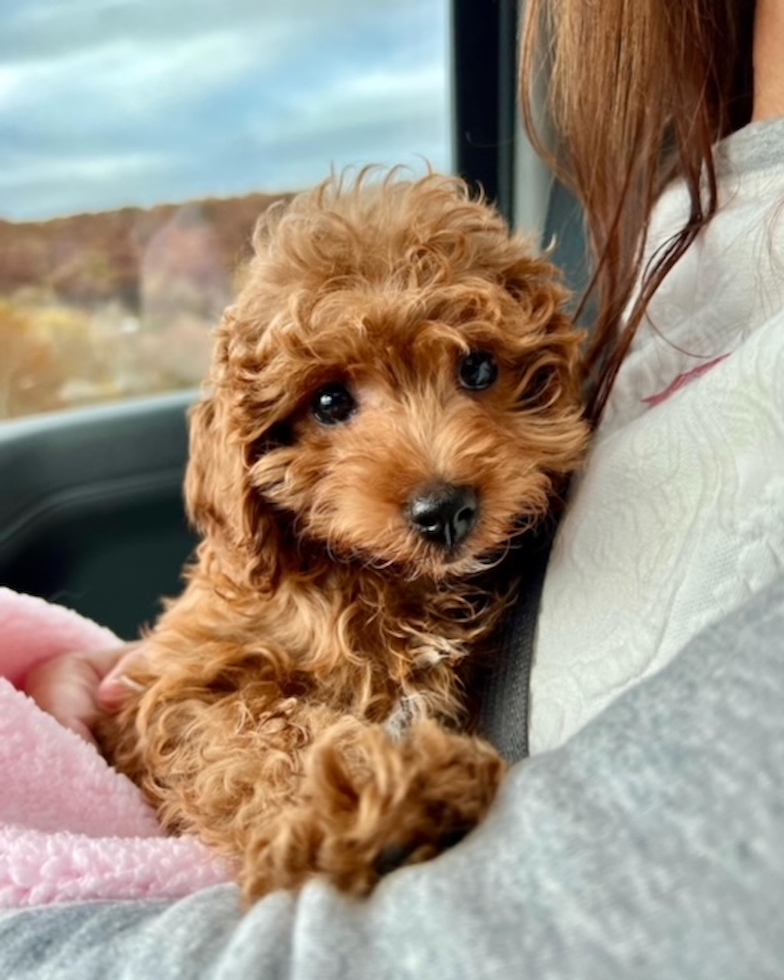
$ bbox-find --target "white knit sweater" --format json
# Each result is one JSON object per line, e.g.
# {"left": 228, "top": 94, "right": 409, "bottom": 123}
{"left": 530, "top": 118, "right": 784, "bottom": 754}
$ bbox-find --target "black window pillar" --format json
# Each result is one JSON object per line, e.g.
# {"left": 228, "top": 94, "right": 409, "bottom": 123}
{"left": 451, "top": 0, "right": 519, "bottom": 224}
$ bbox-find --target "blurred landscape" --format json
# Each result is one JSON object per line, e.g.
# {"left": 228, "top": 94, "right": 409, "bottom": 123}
{"left": 0, "top": 191, "right": 289, "bottom": 419}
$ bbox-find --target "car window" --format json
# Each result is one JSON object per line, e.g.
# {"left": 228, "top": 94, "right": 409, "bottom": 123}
{"left": 0, "top": 0, "right": 449, "bottom": 421}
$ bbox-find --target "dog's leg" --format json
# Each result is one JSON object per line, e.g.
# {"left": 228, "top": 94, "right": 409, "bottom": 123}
{"left": 100, "top": 683, "right": 346, "bottom": 872}
{"left": 101, "top": 668, "right": 504, "bottom": 902}
{"left": 241, "top": 717, "right": 505, "bottom": 902}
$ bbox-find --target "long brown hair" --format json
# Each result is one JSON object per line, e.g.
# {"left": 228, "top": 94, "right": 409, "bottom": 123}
{"left": 520, "top": 0, "right": 755, "bottom": 425}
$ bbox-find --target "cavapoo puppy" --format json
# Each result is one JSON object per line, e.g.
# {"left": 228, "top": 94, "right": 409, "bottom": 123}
{"left": 99, "top": 169, "right": 588, "bottom": 903}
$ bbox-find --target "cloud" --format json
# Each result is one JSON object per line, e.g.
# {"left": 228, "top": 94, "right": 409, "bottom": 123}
{"left": 0, "top": 0, "right": 450, "bottom": 220}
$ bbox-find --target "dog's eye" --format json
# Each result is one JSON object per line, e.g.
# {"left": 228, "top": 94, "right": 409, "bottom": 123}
{"left": 458, "top": 350, "right": 498, "bottom": 391}
{"left": 311, "top": 383, "right": 356, "bottom": 425}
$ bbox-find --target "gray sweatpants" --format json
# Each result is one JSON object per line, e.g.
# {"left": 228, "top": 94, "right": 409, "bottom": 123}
{"left": 1, "top": 573, "right": 783, "bottom": 979}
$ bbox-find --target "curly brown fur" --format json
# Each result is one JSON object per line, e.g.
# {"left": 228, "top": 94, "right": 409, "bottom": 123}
{"left": 98, "top": 169, "right": 588, "bottom": 904}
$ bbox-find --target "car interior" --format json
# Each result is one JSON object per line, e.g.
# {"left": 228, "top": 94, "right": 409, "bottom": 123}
{"left": 0, "top": 0, "right": 587, "bottom": 641}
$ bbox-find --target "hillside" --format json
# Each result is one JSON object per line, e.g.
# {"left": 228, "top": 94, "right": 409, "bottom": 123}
{"left": 0, "top": 191, "right": 289, "bottom": 308}
{"left": 0, "top": 191, "right": 291, "bottom": 419}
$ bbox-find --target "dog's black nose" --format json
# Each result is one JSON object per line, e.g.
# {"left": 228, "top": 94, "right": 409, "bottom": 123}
{"left": 407, "top": 483, "right": 479, "bottom": 549}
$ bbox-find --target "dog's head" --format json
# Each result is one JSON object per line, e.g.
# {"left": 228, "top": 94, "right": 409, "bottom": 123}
{"left": 186, "top": 170, "right": 588, "bottom": 585}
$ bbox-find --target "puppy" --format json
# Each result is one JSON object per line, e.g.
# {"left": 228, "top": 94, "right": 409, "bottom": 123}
{"left": 99, "top": 170, "right": 588, "bottom": 903}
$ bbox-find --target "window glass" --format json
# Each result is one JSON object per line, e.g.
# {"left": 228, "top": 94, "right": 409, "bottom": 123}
{"left": 0, "top": 0, "right": 450, "bottom": 419}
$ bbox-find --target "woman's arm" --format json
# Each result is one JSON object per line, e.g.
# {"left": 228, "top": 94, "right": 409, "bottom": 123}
{"left": 3, "top": 571, "right": 782, "bottom": 979}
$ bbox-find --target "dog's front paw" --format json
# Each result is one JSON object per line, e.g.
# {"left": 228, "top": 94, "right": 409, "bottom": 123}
{"left": 240, "top": 719, "right": 505, "bottom": 902}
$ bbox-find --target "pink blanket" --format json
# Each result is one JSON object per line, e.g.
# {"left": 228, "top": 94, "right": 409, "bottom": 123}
{"left": 0, "top": 587, "right": 230, "bottom": 907}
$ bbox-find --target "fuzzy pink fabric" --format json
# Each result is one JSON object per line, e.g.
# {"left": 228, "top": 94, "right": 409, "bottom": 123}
{"left": 0, "top": 587, "right": 230, "bottom": 907}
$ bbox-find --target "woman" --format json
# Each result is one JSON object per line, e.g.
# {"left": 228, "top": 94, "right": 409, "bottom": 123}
{"left": 4, "top": 1, "right": 783, "bottom": 976}
{"left": 523, "top": 0, "right": 784, "bottom": 754}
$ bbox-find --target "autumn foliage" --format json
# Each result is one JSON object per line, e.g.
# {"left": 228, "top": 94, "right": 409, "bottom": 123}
{"left": 0, "top": 192, "right": 289, "bottom": 419}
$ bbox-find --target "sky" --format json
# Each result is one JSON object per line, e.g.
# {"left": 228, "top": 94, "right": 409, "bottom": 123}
{"left": 0, "top": 0, "right": 450, "bottom": 221}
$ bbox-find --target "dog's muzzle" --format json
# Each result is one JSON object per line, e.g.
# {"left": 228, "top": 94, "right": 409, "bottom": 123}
{"left": 407, "top": 482, "right": 479, "bottom": 550}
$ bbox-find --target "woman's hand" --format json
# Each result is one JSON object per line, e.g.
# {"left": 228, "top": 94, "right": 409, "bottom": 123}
{"left": 23, "top": 641, "right": 145, "bottom": 746}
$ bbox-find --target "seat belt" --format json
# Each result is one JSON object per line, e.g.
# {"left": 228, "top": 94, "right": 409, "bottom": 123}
{"left": 474, "top": 522, "right": 557, "bottom": 764}
{"left": 475, "top": 179, "right": 587, "bottom": 763}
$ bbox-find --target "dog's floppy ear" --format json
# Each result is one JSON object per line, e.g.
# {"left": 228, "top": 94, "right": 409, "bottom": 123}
{"left": 500, "top": 248, "right": 585, "bottom": 393}
{"left": 184, "top": 324, "right": 285, "bottom": 588}
{"left": 493, "top": 248, "right": 588, "bottom": 476}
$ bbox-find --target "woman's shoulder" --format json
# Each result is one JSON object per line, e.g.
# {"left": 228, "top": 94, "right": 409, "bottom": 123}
{"left": 603, "top": 119, "right": 784, "bottom": 437}
{"left": 530, "top": 119, "right": 784, "bottom": 751}
{"left": 714, "top": 116, "right": 784, "bottom": 181}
